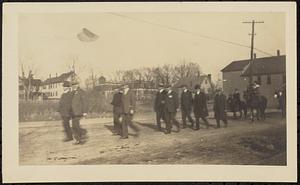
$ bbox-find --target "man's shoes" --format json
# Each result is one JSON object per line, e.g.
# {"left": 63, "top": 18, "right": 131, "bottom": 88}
{"left": 63, "top": 138, "right": 73, "bottom": 142}
{"left": 164, "top": 130, "right": 170, "bottom": 134}
{"left": 182, "top": 125, "right": 187, "bottom": 129}
{"left": 120, "top": 136, "right": 128, "bottom": 139}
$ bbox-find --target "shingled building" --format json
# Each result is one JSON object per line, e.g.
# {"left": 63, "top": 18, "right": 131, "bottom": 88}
{"left": 221, "top": 51, "right": 286, "bottom": 108}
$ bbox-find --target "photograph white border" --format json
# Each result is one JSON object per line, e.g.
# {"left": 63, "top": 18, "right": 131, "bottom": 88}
{"left": 2, "top": 2, "right": 297, "bottom": 183}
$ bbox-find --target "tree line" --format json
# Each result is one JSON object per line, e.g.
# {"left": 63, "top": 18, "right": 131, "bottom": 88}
{"left": 110, "top": 61, "right": 204, "bottom": 86}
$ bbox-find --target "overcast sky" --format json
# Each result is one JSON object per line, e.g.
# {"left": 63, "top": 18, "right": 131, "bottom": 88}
{"left": 19, "top": 12, "right": 285, "bottom": 82}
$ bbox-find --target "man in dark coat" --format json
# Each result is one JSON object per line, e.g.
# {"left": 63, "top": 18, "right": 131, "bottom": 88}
{"left": 70, "top": 81, "right": 88, "bottom": 144}
{"left": 180, "top": 84, "right": 194, "bottom": 129}
{"left": 193, "top": 85, "right": 209, "bottom": 130}
{"left": 164, "top": 85, "right": 180, "bottom": 134}
{"left": 232, "top": 89, "right": 241, "bottom": 119}
{"left": 154, "top": 83, "right": 167, "bottom": 131}
{"left": 213, "top": 88, "right": 228, "bottom": 128}
{"left": 111, "top": 88, "right": 123, "bottom": 135}
{"left": 275, "top": 87, "right": 286, "bottom": 119}
{"left": 120, "top": 84, "right": 136, "bottom": 139}
{"left": 58, "top": 81, "right": 73, "bottom": 142}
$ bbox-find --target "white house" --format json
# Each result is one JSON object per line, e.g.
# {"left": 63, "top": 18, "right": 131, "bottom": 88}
{"left": 41, "top": 71, "right": 76, "bottom": 99}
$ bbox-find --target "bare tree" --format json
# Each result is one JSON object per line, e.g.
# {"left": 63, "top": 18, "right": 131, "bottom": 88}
{"left": 112, "top": 70, "right": 124, "bottom": 83}
{"left": 161, "top": 64, "right": 175, "bottom": 86}
{"left": 173, "top": 60, "right": 203, "bottom": 81}
{"left": 19, "top": 59, "right": 39, "bottom": 101}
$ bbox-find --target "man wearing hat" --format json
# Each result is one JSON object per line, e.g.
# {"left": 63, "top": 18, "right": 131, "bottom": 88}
{"left": 70, "top": 81, "right": 88, "bottom": 144}
{"left": 232, "top": 88, "right": 241, "bottom": 119}
{"left": 111, "top": 87, "right": 123, "bottom": 135}
{"left": 213, "top": 88, "right": 228, "bottom": 128}
{"left": 164, "top": 84, "right": 180, "bottom": 134}
{"left": 193, "top": 85, "right": 209, "bottom": 129}
{"left": 154, "top": 83, "right": 167, "bottom": 131}
{"left": 180, "top": 84, "right": 194, "bottom": 129}
{"left": 58, "top": 81, "right": 73, "bottom": 142}
{"left": 120, "top": 84, "right": 136, "bottom": 139}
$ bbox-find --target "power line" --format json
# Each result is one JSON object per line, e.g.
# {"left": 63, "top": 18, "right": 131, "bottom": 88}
{"left": 107, "top": 12, "right": 274, "bottom": 57}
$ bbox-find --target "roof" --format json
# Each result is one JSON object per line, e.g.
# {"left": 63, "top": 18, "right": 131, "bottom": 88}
{"left": 241, "top": 55, "right": 286, "bottom": 76}
{"left": 175, "top": 75, "right": 210, "bottom": 88}
{"left": 221, "top": 60, "right": 249, "bottom": 72}
{"left": 221, "top": 55, "right": 286, "bottom": 74}
{"left": 42, "top": 71, "right": 75, "bottom": 85}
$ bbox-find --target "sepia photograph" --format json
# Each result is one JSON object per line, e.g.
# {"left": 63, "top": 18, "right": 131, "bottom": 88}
{"left": 2, "top": 2, "right": 297, "bottom": 183}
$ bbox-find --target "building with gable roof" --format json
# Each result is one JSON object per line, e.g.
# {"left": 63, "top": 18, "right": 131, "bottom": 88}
{"left": 221, "top": 50, "right": 286, "bottom": 108}
{"left": 41, "top": 71, "right": 76, "bottom": 99}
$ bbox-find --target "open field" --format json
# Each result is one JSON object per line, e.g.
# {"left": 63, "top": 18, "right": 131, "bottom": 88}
{"left": 19, "top": 111, "right": 286, "bottom": 165}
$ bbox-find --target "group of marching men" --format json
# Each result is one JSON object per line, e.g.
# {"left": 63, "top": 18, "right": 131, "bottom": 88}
{"left": 110, "top": 83, "right": 228, "bottom": 136}
{"left": 58, "top": 79, "right": 285, "bottom": 143}
{"left": 152, "top": 83, "right": 227, "bottom": 134}
{"left": 58, "top": 81, "right": 228, "bottom": 144}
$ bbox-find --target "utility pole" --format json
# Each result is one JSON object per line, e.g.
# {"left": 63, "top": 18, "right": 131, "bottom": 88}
{"left": 243, "top": 20, "right": 264, "bottom": 85}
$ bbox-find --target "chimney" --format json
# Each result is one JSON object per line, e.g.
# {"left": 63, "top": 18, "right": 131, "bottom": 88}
{"left": 56, "top": 73, "right": 57, "bottom": 77}
{"left": 49, "top": 74, "right": 51, "bottom": 78}
{"left": 253, "top": 53, "right": 257, "bottom": 59}
{"left": 277, "top": 50, "right": 280, "bottom": 56}
{"left": 207, "top": 74, "right": 212, "bottom": 82}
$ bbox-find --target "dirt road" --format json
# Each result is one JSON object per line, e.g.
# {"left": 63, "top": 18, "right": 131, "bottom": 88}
{"left": 19, "top": 112, "right": 286, "bottom": 165}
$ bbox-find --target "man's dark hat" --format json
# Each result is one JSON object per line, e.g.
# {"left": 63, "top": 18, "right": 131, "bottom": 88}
{"left": 194, "top": 84, "right": 200, "bottom": 89}
{"left": 63, "top": 81, "right": 71, "bottom": 87}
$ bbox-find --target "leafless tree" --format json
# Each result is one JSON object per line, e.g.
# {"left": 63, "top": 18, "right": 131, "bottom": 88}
{"left": 173, "top": 60, "right": 203, "bottom": 81}
{"left": 19, "top": 58, "right": 39, "bottom": 101}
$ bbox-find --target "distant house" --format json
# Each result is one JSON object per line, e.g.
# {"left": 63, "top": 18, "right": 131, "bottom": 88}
{"left": 19, "top": 77, "right": 42, "bottom": 100}
{"left": 41, "top": 71, "right": 76, "bottom": 99}
{"left": 175, "top": 74, "right": 213, "bottom": 94}
{"left": 221, "top": 51, "right": 285, "bottom": 108}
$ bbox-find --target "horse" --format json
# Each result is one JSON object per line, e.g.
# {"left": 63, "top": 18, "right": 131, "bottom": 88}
{"left": 227, "top": 94, "right": 248, "bottom": 120}
{"left": 243, "top": 89, "right": 268, "bottom": 122}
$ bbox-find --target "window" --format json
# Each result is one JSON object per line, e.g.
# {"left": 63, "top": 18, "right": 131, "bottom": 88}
{"left": 257, "top": 75, "right": 261, "bottom": 84}
{"left": 282, "top": 74, "right": 286, "bottom": 84}
{"left": 267, "top": 75, "right": 271, "bottom": 85}
{"left": 56, "top": 91, "right": 58, "bottom": 96}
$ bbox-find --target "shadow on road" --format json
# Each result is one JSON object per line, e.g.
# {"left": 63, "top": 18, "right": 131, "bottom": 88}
{"left": 104, "top": 125, "right": 115, "bottom": 134}
{"left": 135, "top": 121, "right": 160, "bottom": 131}
{"left": 104, "top": 123, "right": 140, "bottom": 137}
